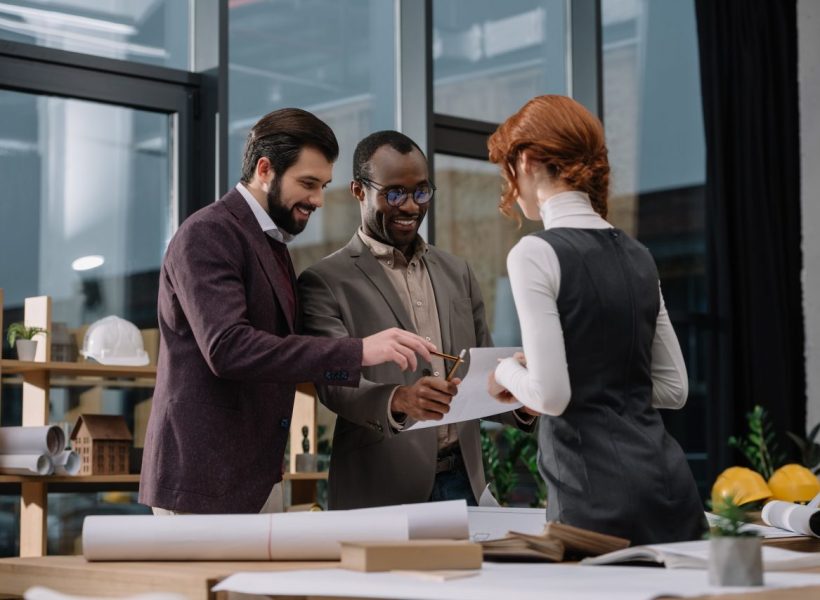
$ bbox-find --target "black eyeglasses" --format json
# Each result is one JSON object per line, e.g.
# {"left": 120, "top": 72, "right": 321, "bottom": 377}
{"left": 358, "top": 177, "right": 436, "bottom": 207}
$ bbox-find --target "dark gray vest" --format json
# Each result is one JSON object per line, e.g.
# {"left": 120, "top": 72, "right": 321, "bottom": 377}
{"left": 534, "top": 228, "right": 705, "bottom": 545}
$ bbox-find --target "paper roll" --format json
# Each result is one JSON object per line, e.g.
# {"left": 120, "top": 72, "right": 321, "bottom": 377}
{"left": 53, "top": 450, "right": 81, "bottom": 476}
{"left": 83, "top": 511, "right": 409, "bottom": 561}
{"left": 0, "top": 453, "right": 53, "bottom": 475}
{"left": 352, "top": 499, "right": 470, "bottom": 539}
{"left": 762, "top": 500, "right": 820, "bottom": 537}
{"left": 0, "top": 425, "right": 66, "bottom": 456}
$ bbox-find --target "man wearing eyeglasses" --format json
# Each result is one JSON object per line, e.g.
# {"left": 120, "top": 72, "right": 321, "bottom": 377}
{"left": 298, "top": 130, "right": 535, "bottom": 509}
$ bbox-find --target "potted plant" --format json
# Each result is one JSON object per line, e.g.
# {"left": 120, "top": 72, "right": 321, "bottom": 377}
{"left": 6, "top": 322, "right": 47, "bottom": 361}
{"left": 708, "top": 495, "right": 763, "bottom": 586}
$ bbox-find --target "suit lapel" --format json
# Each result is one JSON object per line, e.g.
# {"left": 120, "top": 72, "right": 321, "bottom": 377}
{"left": 424, "top": 250, "right": 453, "bottom": 354}
{"left": 348, "top": 235, "right": 417, "bottom": 333}
{"left": 223, "top": 190, "right": 295, "bottom": 332}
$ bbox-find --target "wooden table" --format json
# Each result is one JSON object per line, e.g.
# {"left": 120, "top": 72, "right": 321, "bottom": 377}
{"left": 2, "top": 551, "right": 820, "bottom": 600}
{"left": 0, "top": 556, "right": 333, "bottom": 600}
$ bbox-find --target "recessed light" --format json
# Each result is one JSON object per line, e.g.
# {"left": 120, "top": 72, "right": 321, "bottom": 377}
{"left": 72, "top": 255, "right": 105, "bottom": 271}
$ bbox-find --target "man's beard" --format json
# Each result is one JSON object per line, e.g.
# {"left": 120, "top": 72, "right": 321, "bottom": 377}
{"left": 267, "top": 177, "right": 307, "bottom": 236}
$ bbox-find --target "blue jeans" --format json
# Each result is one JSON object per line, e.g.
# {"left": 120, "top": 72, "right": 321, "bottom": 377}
{"left": 429, "top": 462, "right": 478, "bottom": 505}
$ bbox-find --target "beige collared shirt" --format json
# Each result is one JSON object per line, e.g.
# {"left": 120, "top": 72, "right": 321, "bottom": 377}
{"left": 357, "top": 229, "right": 459, "bottom": 452}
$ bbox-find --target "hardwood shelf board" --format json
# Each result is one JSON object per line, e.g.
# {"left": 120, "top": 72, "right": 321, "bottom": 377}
{"left": 284, "top": 471, "right": 328, "bottom": 481}
{"left": 0, "top": 359, "right": 156, "bottom": 379}
{"left": 2, "top": 375, "right": 155, "bottom": 389}
{"left": 0, "top": 474, "right": 140, "bottom": 484}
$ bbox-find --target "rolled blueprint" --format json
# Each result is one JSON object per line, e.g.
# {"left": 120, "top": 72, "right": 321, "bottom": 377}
{"left": 0, "top": 453, "right": 53, "bottom": 475}
{"left": 0, "top": 425, "right": 66, "bottom": 456}
{"left": 352, "top": 499, "right": 470, "bottom": 539}
{"left": 53, "top": 450, "right": 81, "bottom": 476}
{"left": 83, "top": 511, "right": 409, "bottom": 561}
{"left": 762, "top": 500, "right": 820, "bottom": 537}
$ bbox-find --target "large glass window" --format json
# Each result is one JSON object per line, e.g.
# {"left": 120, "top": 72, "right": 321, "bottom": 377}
{"left": 0, "top": 89, "right": 172, "bottom": 555}
{"left": 602, "top": 0, "right": 709, "bottom": 494}
{"left": 433, "top": 155, "right": 541, "bottom": 345}
{"left": 0, "top": 90, "right": 173, "bottom": 331}
{"left": 228, "top": 0, "right": 396, "bottom": 274}
{"left": 433, "top": 0, "right": 568, "bottom": 123}
{"left": 0, "top": 1, "right": 189, "bottom": 69}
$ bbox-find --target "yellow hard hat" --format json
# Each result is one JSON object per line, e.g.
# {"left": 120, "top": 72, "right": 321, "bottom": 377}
{"left": 768, "top": 464, "right": 820, "bottom": 503}
{"left": 712, "top": 466, "right": 772, "bottom": 507}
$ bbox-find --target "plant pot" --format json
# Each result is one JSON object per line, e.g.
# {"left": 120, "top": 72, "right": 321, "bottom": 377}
{"left": 708, "top": 536, "right": 763, "bottom": 586}
{"left": 15, "top": 339, "right": 37, "bottom": 361}
{"left": 295, "top": 453, "right": 318, "bottom": 472}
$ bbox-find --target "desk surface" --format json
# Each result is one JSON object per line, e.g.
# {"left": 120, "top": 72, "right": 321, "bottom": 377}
{"left": 2, "top": 554, "right": 820, "bottom": 600}
{"left": 0, "top": 556, "right": 333, "bottom": 600}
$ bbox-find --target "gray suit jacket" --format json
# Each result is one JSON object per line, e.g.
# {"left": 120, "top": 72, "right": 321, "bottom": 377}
{"left": 298, "top": 234, "right": 502, "bottom": 509}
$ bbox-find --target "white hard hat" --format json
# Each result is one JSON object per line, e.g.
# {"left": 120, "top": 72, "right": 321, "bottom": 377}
{"left": 81, "top": 316, "right": 149, "bottom": 366}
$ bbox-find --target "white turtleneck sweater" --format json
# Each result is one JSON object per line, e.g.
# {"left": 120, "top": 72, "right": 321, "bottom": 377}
{"left": 494, "top": 191, "right": 689, "bottom": 416}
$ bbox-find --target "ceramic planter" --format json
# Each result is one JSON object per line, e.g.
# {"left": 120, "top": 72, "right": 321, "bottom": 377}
{"left": 15, "top": 339, "right": 37, "bottom": 361}
{"left": 295, "top": 453, "right": 318, "bottom": 472}
{"left": 708, "top": 536, "right": 763, "bottom": 586}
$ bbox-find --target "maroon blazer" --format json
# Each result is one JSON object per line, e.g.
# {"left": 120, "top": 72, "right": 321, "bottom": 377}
{"left": 139, "top": 188, "right": 362, "bottom": 513}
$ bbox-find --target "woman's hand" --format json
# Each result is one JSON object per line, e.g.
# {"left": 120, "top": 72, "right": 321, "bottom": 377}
{"left": 488, "top": 371, "right": 517, "bottom": 403}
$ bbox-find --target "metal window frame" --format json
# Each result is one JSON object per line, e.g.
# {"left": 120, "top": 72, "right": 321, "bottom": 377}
{"left": 423, "top": 0, "right": 602, "bottom": 243}
{"left": 0, "top": 37, "right": 216, "bottom": 223}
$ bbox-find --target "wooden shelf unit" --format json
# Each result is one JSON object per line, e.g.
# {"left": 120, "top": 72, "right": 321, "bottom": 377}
{"left": 0, "top": 359, "right": 156, "bottom": 379}
{"left": 1, "top": 290, "right": 325, "bottom": 557}
{"left": 0, "top": 291, "right": 160, "bottom": 557}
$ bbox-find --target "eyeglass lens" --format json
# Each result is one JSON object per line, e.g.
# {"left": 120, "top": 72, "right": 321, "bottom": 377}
{"left": 385, "top": 185, "right": 433, "bottom": 207}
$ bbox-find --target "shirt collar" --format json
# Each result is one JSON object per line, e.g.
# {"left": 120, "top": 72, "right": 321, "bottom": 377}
{"left": 539, "top": 190, "right": 609, "bottom": 230}
{"left": 357, "top": 228, "right": 428, "bottom": 265}
{"left": 234, "top": 182, "right": 294, "bottom": 244}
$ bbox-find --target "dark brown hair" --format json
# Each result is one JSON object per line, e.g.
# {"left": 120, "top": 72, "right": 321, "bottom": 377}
{"left": 487, "top": 95, "right": 610, "bottom": 219}
{"left": 240, "top": 108, "right": 339, "bottom": 183}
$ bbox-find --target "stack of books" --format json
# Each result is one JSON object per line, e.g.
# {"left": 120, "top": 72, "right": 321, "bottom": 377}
{"left": 481, "top": 521, "right": 630, "bottom": 562}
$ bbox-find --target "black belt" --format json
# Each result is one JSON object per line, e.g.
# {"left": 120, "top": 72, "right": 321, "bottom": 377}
{"left": 435, "top": 448, "right": 464, "bottom": 474}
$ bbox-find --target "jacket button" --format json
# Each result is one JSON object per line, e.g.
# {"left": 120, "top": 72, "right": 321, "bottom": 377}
{"left": 280, "top": 418, "right": 290, "bottom": 428}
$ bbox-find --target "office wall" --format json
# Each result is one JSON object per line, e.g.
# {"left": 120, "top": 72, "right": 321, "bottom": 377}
{"left": 800, "top": 0, "right": 820, "bottom": 430}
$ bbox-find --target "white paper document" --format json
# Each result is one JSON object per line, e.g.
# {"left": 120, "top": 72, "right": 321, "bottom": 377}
{"left": 213, "top": 561, "right": 820, "bottom": 600}
{"left": 82, "top": 500, "right": 469, "bottom": 561}
{"left": 0, "top": 453, "right": 53, "bottom": 475}
{"left": 467, "top": 506, "right": 546, "bottom": 542}
{"left": 762, "top": 500, "right": 820, "bottom": 537}
{"left": 353, "top": 499, "right": 469, "bottom": 539}
{"left": 0, "top": 425, "right": 65, "bottom": 456}
{"left": 705, "top": 511, "right": 804, "bottom": 539}
{"left": 407, "top": 347, "right": 522, "bottom": 430}
{"left": 83, "top": 512, "right": 409, "bottom": 561}
{"left": 581, "top": 539, "right": 820, "bottom": 571}
{"left": 52, "top": 450, "right": 80, "bottom": 476}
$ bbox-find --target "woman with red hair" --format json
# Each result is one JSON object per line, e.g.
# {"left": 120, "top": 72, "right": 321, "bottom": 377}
{"left": 487, "top": 95, "right": 704, "bottom": 544}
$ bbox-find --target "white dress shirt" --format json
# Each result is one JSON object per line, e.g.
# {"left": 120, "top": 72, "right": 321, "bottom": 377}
{"left": 234, "top": 182, "right": 293, "bottom": 243}
{"left": 494, "top": 191, "right": 689, "bottom": 416}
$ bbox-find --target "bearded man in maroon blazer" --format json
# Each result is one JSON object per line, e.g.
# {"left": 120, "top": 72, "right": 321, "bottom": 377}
{"left": 139, "top": 108, "right": 434, "bottom": 514}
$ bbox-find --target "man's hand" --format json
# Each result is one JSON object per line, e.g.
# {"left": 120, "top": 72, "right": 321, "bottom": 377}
{"left": 362, "top": 328, "right": 435, "bottom": 371}
{"left": 391, "top": 376, "right": 461, "bottom": 422}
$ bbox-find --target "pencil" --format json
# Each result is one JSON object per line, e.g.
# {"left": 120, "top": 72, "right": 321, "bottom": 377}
{"left": 430, "top": 349, "right": 462, "bottom": 362}
{"left": 445, "top": 349, "right": 467, "bottom": 381}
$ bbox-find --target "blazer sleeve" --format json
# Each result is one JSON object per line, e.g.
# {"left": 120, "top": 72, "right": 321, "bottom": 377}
{"left": 166, "top": 217, "right": 362, "bottom": 385}
{"left": 297, "top": 266, "right": 400, "bottom": 437}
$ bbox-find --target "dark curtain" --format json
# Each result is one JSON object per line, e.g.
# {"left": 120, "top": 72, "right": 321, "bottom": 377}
{"left": 695, "top": 0, "right": 804, "bottom": 475}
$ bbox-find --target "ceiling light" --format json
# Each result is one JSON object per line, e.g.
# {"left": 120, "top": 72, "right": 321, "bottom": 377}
{"left": 72, "top": 255, "right": 105, "bottom": 272}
